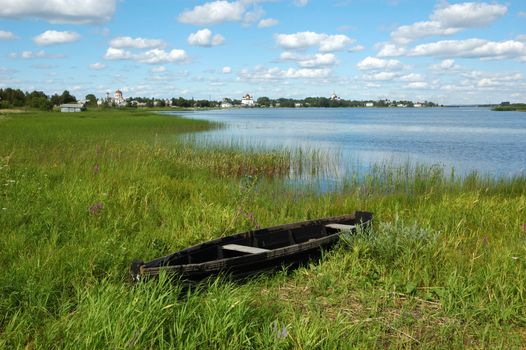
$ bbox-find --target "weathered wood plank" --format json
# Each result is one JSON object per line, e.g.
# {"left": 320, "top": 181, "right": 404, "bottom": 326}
{"left": 325, "top": 223, "right": 356, "bottom": 231}
{"left": 222, "top": 244, "right": 270, "bottom": 254}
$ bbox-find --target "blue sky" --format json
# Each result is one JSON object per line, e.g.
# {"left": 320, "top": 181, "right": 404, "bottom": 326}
{"left": 0, "top": 0, "right": 525, "bottom": 104}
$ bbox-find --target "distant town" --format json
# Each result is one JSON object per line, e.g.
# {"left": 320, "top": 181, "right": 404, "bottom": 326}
{"left": 3, "top": 86, "right": 510, "bottom": 112}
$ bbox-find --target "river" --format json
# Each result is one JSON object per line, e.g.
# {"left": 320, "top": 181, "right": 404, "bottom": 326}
{"left": 166, "top": 107, "right": 526, "bottom": 179}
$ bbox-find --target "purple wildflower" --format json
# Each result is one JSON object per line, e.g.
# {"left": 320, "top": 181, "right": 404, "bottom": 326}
{"left": 522, "top": 223, "right": 526, "bottom": 233}
{"left": 89, "top": 202, "right": 104, "bottom": 215}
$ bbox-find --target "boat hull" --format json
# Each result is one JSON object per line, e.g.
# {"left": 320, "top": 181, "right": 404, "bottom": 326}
{"left": 131, "top": 211, "right": 372, "bottom": 282}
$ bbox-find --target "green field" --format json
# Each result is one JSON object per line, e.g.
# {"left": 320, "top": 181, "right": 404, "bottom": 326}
{"left": 0, "top": 109, "right": 525, "bottom": 349}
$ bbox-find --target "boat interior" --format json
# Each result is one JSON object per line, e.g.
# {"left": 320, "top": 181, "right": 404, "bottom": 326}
{"left": 163, "top": 221, "right": 358, "bottom": 266}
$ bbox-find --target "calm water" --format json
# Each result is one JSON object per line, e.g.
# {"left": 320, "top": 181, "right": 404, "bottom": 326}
{"left": 167, "top": 108, "right": 526, "bottom": 179}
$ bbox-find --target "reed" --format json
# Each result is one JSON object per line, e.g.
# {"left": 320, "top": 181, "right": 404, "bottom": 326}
{"left": 0, "top": 109, "right": 524, "bottom": 348}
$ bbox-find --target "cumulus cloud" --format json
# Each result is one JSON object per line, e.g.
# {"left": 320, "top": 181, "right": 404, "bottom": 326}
{"left": 33, "top": 30, "right": 80, "bottom": 45}
{"left": 376, "top": 43, "right": 407, "bottom": 57}
{"left": 222, "top": 66, "right": 232, "bottom": 73}
{"left": 280, "top": 52, "right": 337, "bottom": 68}
{"left": 0, "top": 30, "right": 15, "bottom": 40}
{"left": 238, "top": 66, "right": 331, "bottom": 81}
{"left": 391, "top": 2, "right": 507, "bottom": 44}
{"left": 361, "top": 72, "right": 399, "bottom": 81}
{"left": 89, "top": 62, "right": 106, "bottom": 70}
{"left": 431, "top": 2, "right": 508, "bottom": 28}
{"left": 430, "top": 59, "right": 459, "bottom": 71}
{"left": 409, "top": 39, "right": 526, "bottom": 60}
{"left": 187, "top": 29, "right": 224, "bottom": 47}
{"left": 0, "top": 0, "right": 117, "bottom": 24}
{"left": 104, "top": 47, "right": 189, "bottom": 64}
{"left": 178, "top": 1, "right": 245, "bottom": 25}
{"left": 456, "top": 70, "right": 524, "bottom": 89}
{"left": 357, "top": 56, "right": 402, "bottom": 70}
{"left": 110, "top": 36, "right": 166, "bottom": 49}
{"left": 275, "top": 31, "right": 354, "bottom": 52}
{"left": 405, "top": 82, "right": 429, "bottom": 89}
{"left": 400, "top": 73, "right": 425, "bottom": 82}
{"left": 9, "top": 50, "right": 64, "bottom": 59}
{"left": 258, "top": 18, "right": 278, "bottom": 28}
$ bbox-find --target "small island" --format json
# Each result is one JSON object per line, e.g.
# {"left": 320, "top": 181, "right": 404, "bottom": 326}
{"left": 493, "top": 102, "right": 526, "bottom": 111}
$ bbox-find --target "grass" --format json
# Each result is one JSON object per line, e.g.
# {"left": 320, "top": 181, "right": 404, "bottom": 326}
{"left": 493, "top": 103, "right": 526, "bottom": 112}
{"left": 0, "top": 109, "right": 525, "bottom": 349}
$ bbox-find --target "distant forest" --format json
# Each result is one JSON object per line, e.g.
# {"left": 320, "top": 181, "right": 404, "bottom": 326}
{"left": 0, "top": 87, "right": 439, "bottom": 110}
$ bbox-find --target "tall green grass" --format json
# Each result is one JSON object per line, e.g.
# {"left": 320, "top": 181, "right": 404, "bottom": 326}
{"left": 0, "top": 109, "right": 525, "bottom": 348}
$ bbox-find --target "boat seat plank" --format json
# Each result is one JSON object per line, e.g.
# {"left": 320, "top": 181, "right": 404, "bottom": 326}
{"left": 222, "top": 244, "right": 270, "bottom": 254}
{"left": 325, "top": 223, "right": 356, "bottom": 231}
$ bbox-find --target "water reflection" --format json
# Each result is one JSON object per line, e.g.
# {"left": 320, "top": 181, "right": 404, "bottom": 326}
{"left": 164, "top": 107, "right": 526, "bottom": 179}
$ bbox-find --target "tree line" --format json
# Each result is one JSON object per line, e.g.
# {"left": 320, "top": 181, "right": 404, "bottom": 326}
{"left": 0, "top": 87, "right": 438, "bottom": 110}
{"left": 0, "top": 88, "right": 77, "bottom": 110}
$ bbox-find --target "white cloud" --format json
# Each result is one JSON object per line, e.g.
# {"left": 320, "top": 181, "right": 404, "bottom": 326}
{"left": 238, "top": 66, "right": 331, "bottom": 81}
{"left": 348, "top": 45, "right": 365, "bottom": 52}
{"left": 242, "top": 6, "right": 265, "bottom": 26}
{"left": 275, "top": 31, "right": 354, "bottom": 52}
{"left": 431, "top": 2, "right": 507, "bottom": 28}
{"left": 405, "top": 82, "right": 429, "bottom": 89}
{"left": 151, "top": 66, "right": 167, "bottom": 73}
{"left": 258, "top": 18, "right": 278, "bottom": 28}
{"left": 430, "top": 59, "right": 458, "bottom": 71}
{"left": 187, "top": 29, "right": 224, "bottom": 47}
{"left": 110, "top": 36, "right": 166, "bottom": 49}
{"left": 178, "top": 1, "right": 245, "bottom": 25}
{"left": 103, "top": 47, "right": 132, "bottom": 60}
{"left": 284, "top": 68, "right": 330, "bottom": 78}
{"left": 392, "top": 21, "right": 460, "bottom": 45}
{"left": 376, "top": 43, "right": 406, "bottom": 57}
{"left": 400, "top": 73, "right": 424, "bottom": 82}
{"left": 410, "top": 39, "right": 526, "bottom": 60}
{"left": 293, "top": 0, "right": 308, "bottom": 7}
{"left": 137, "top": 49, "right": 189, "bottom": 64}
{"left": 222, "top": 66, "right": 232, "bottom": 73}
{"left": 0, "top": 30, "right": 15, "bottom": 40}
{"left": 0, "top": 0, "right": 117, "bottom": 24}
{"left": 357, "top": 56, "right": 402, "bottom": 70}
{"left": 89, "top": 62, "right": 106, "bottom": 70}
{"left": 391, "top": 2, "right": 508, "bottom": 44}
{"left": 362, "top": 72, "right": 399, "bottom": 81}
{"left": 33, "top": 30, "right": 80, "bottom": 45}
{"left": 280, "top": 52, "right": 337, "bottom": 68}
{"left": 9, "top": 50, "right": 64, "bottom": 59}
{"left": 104, "top": 47, "right": 188, "bottom": 64}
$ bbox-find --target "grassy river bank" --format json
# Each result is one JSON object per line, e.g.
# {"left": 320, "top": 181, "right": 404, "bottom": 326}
{"left": 0, "top": 109, "right": 525, "bottom": 348}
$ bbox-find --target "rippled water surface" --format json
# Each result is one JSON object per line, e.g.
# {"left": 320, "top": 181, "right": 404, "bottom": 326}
{"left": 166, "top": 107, "right": 526, "bottom": 178}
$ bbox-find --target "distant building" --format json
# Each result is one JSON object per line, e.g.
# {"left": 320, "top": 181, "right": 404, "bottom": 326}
{"left": 114, "top": 89, "right": 125, "bottom": 107}
{"left": 294, "top": 102, "right": 303, "bottom": 108}
{"left": 241, "top": 94, "right": 255, "bottom": 107}
{"left": 365, "top": 102, "right": 374, "bottom": 107}
{"left": 414, "top": 103, "right": 423, "bottom": 108}
{"left": 330, "top": 91, "right": 340, "bottom": 101}
{"left": 60, "top": 103, "right": 86, "bottom": 112}
{"left": 221, "top": 98, "right": 233, "bottom": 108}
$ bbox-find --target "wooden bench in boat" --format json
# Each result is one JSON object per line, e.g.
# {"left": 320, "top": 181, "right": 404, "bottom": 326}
{"left": 325, "top": 223, "right": 356, "bottom": 231}
{"left": 222, "top": 244, "right": 270, "bottom": 254}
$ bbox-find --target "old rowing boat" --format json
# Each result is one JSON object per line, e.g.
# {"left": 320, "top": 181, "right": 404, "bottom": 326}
{"left": 130, "top": 211, "right": 373, "bottom": 282}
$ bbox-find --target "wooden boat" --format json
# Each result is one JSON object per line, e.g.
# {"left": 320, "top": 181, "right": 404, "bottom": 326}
{"left": 130, "top": 211, "right": 373, "bottom": 282}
